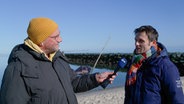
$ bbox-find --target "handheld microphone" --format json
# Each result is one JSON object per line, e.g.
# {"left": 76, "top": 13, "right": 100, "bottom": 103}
{"left": 101, "top": 58, "right": 127, "bottom": 89}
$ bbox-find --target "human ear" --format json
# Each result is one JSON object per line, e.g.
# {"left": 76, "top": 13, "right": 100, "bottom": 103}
{"left": 153, "top": 40, "right": 157, "bottom": 45}
{"left": 38, "top": 42, "right": 44, "bottom": 47}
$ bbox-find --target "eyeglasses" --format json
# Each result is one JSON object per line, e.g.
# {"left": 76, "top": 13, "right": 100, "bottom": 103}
{"left": 49, "top": 34, "right": 61, "bottom": 41}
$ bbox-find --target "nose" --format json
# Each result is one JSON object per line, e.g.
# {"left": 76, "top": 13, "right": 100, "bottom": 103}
{"left": 135, "top": 41, "right": 139, "bottom": 46}
{"left": 56, "top": 35, "right": 62, "bottom": 43}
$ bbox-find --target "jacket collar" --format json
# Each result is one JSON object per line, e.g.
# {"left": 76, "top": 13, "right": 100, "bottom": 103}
{"left": 143, "top": 42, "right": 168, "bottom": 65}
{"left": 24, "top": 38, "right": 56, "bottom": 61}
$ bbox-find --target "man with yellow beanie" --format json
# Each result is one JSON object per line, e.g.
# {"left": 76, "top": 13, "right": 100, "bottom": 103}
{"left": 0, "top": 17, "right": 116, "bottom": 104}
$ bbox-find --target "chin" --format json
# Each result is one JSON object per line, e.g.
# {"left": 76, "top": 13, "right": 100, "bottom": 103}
{"left": 135, "top": 50, "right": 140, "bottom": 54}
{"left": 136, "top": 51, "right": 143, "bottom": 54}
{"left": 50, "top": 48, "right": 59, "bottom": 53}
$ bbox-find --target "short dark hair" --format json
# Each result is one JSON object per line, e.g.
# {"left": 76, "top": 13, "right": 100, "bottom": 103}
{"left": 134, "top": 25, "right": 159, "bottom": 41}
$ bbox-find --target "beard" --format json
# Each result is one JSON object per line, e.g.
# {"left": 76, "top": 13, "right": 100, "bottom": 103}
{"left": 45, "top": 45, "right": 59, "bottom": 55}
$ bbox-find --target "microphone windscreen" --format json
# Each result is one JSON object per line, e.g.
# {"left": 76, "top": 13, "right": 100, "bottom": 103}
{"left": 118, "top": 58, "right": 127, "bottom": 68}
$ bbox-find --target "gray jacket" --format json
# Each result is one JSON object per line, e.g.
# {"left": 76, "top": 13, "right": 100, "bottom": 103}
{"left": 0, "top": 44, "right": 99, "bottom": 104}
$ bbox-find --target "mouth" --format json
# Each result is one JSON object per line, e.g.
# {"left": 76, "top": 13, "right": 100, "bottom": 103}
{"left": 136, "top": 47, "right": 141, "bottom": 50}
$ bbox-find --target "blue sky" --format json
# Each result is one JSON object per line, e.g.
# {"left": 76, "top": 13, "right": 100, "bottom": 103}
{"left": 0, "top": 0, "right": 184, "bottom": 55}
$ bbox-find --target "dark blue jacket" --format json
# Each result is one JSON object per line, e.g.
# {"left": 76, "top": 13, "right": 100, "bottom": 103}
{"left": 124, "top": 42, "right": 184, "bottom": 104}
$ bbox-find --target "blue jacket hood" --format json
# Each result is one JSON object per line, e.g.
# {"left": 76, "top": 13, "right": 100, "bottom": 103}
{"left": 145, "top": 42, "right": 169, "bottom": 66}
{"left": 157, "top": 42, "right": 168, "bottom": 58}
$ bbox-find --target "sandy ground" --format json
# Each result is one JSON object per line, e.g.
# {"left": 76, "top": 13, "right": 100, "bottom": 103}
{"left": 76, "top": 77, "right": 184, "bottom": 104}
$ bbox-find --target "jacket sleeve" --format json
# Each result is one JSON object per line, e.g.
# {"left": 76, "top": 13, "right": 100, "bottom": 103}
{"left": 160, "top": 57, "right": 184, "bottom": 103}
{"left": 68, "top": 67, "right": 100, "bottom": 93}
{"left": 0, "top": 60, "right": 30, "bottom": 104}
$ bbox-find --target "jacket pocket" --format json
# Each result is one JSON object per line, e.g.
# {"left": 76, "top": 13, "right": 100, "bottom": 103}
{"left": 21, "top": 66, "right": 41, "bottom": 98}
{"left": 21, "top": 66, "right": 39, "bottom": 78}
{"left": 28, "top": 97, "right": 40, "bottom": 104}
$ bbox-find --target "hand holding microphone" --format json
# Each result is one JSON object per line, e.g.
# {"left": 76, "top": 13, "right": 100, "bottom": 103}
{"left": 100, "top": 58, "right": 127, "bottom": 89}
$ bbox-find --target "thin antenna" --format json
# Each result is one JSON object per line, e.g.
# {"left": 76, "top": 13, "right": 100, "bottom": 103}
{"left": 90, "top": 36, "right": 111, "bottom": 73}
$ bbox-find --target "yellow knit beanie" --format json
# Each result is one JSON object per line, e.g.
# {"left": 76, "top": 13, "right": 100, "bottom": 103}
{"left": 27, "top": 17, "right": 58, "bottom": 45}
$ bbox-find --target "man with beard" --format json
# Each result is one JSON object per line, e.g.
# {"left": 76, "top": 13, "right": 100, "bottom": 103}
{"left": 0, "top": 17, "right": 116, "bottom": 104}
